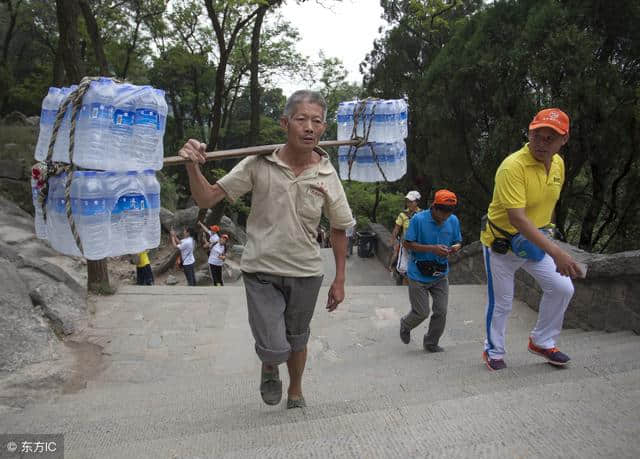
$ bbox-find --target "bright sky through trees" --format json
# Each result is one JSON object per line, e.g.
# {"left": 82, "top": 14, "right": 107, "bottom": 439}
{"left": 276, "top": 0, "right": 387, "bottom": 94}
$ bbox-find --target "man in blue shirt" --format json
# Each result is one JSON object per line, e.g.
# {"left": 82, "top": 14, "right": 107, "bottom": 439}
{"left": 400, "top": 189, "right": 462, "bottom": 352}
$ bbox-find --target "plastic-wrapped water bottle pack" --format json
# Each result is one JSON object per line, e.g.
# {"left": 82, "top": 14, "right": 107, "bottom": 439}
{"left": 33, "top": 170, "right": 161, "bottom": 260}
{"left": 32, "top": 78, "right": 165, "bottom": 258}
{"left": 336, "top": 99, "right": 408, "bottom": 182}
{"left": 34, "top": 78, "right": 167, "bottom": 171}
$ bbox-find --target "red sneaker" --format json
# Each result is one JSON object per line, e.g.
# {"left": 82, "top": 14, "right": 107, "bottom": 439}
{"left": 483, "top": 351, "right": 507, "bottom": 371}
{"left": 528, "top": 337, "right": 571, "bottom": 366}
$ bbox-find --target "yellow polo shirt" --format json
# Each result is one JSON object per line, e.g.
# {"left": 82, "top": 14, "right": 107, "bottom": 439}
{"left": 395, "top": 208, "right": 420, "bottom": 238}
{"left": 136, "top": 251, "right": 150, "bottom": 268}
{"left": 480, "top": 143, "right": 564, "bottom": 248}
{"left": 217, "top": 146, "right": 355, "bottom": 277}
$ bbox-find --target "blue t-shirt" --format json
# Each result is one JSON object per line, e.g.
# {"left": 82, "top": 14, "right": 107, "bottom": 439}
{"left": 404, "top": 210, "right": 462, "bottom": 283}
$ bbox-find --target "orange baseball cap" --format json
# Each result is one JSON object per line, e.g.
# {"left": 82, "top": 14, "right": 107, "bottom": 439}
{"left": 433, "top": 189, "right": 457, "bottom": 206}
{"left": 529, "top": 108, "right": 570, "bottom": 135}
{"left": 210, "top": 225, "right": 220, "bottom": 232}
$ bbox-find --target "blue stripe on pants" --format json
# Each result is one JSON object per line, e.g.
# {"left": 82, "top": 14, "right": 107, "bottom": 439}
{"left": 484, "top": 246, "right": 495, "bottom": 351}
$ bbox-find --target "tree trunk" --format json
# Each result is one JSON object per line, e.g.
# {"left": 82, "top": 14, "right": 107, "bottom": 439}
{"left": 87, "top": 259, "right": 114, "bottom": 294}
{"left": 579, "top": 162, "right": 605, "bottom": 251}
{"left": 57, "top": 0, "right": 112, "bottom": 293}
{"left": 371, "top": 184, "right": 381, "bottom": 223}
{"left": 52, "top": 41, "right": 65, "bottom": 86}
{"left": 55, "top": 0, "right": 82, "bottom": 83}
{"left": 78, "top": 0, "right": 109, "bottom": 75}
{"left": 168, "top": 90, "right": 185, "bottom": 140}
{"left": 208, "top": 52, "right": 229, "bottom": 150}
{"left": 1, "top": 0, "right": 20, "bottom": 66}
{"left": 248, "top": 5, "right": 267, "bottom": 145}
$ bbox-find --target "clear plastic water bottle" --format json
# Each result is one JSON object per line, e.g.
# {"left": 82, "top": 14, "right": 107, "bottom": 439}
{"left": 71, "top": 171, "right": 110, "bottom": 260}
{"left": 370, "top": 101, "right": 385, "bottom": 142}
{"left": 370, "top": 142, "right": 387, "bottom": 181}
{"left": 46, "top": 173, "right": 81, "bottom": 256}
{"left": 52, "top": 86, "right": 77, "bottom": 163}
{"left": 398, "top": 99, "right": 408, "bottom": 139}
{"left": 35, "top": 87, "right": 62, "bottom": 161}
{"left": 105, "top": 172, "right": 124, "bottom": 257}
{"left": 109, "top": 84, "right": 136, "bottom": 170}
{"left": 31, "top": 178, "right": 47, "bottom": 239}
{"left": 345, "top": 101, "right": 356, "bottom": 140}
{"left": 336, "top": 102, "right": 349, "bottom": 141}
{"left": 396, "top": 141, "right": 407, "bottom": 180}
{"left": 141, "top": 170, "right": 160, "bottom": 249}
{"left": 155, "top": 89, "right": 168, "bottom": 164}
{"left": 75, "top": 78, "right": 115, "bottom": 170}
{"left": 385, "top": 100, "right": 397, "bottom": 142}
{"left": 355, "top": 145, "right": 372, "bottom": 182}
{"left": 337, "top": 145, "right": 348, "bottom": 179}
{"left": 114, "top": 171, "right": 146, "bottom": 254}
{"left": 133, "top": 86, "right": 161, "bottom": 170}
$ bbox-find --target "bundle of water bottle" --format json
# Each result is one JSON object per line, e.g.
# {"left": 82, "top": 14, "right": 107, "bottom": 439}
{"left": 32, "top": 77, "right": 166, "bottom": 260}
{"left": 336, "top": 99, "right": 408, "bottom": 182}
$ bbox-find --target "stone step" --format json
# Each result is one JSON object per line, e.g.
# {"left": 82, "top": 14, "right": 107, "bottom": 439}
{"left": 28, "top": 328, "right": 639, "bottom": 415}
{"left": 5, "top": 338, "right": 639, "bottom": 443}
{"left": 16, "top": 328, "right": 640, "bottom": 414}
{"left": 63, "top": 370, "right": 640, "bottom": 459}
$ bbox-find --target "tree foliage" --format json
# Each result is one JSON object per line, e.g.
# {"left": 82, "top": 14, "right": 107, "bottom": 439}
{"left": 364, "top": 0, "right": 640, "bottom": 252}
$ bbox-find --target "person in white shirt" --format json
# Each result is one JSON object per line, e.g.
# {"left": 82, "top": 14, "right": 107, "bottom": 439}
{"left": 170, "top": 227, "right": 197, "bottom": 286}
{"left": 206, "top": 233, "right": 228, "bottom": 286}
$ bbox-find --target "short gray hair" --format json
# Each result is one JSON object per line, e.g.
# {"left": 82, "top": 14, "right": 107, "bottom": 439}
{"left": 283, "top": 90, "right": 327, "bottom": 121}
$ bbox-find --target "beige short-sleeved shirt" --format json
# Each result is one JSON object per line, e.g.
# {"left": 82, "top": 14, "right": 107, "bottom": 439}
{"left": 216, "top": 146, "right": 354, "bottom": 277}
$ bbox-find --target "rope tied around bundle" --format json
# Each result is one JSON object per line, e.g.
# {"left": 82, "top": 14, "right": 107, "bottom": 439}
{"left": 34, "top": 76, "right": 122, "bottom": 256}
{"left": 345, "top": 98, "right": 389, "bottom": 183}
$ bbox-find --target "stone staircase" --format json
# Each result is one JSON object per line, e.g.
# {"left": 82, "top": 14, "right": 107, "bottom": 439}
{"left": 1, "top": 279, "right": 639, "bottom": 457}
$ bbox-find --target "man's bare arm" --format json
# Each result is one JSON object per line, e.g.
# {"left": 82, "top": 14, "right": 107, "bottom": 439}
{"left": 178, "top": 139, "right": 228, "bottom": 208}
{"left": 327, "top": 228, "right": 347, "bottom": 311}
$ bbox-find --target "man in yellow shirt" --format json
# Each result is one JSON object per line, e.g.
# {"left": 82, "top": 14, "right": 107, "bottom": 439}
{"left": 480, "top": 108, "right": 581, "bottom": 371}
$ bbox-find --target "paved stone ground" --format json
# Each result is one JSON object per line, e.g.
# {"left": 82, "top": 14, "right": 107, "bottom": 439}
{"left": 1, "top": 252, "right": 639, "bottom": 458}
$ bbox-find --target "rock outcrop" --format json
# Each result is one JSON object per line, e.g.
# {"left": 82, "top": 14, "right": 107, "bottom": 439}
{"left": 0, "top": 197, "right": 88, "bottom": 373}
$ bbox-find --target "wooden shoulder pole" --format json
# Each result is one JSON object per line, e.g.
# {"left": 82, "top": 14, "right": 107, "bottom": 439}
{"left": 162, "top": 139, "right": 359, "bottom": 167}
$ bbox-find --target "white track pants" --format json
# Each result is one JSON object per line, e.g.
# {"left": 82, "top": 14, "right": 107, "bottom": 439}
{"left": 483, "top": 246, "right": 574, "bottom": 360}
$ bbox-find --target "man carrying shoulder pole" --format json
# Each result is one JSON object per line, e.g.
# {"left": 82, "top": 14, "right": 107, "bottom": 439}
{"left": 177, "top": 90, "right": 354, "bottom": 408}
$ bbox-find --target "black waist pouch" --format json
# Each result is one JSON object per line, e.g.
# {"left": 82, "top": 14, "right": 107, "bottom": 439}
{"left": 415, "top": 260, "right": 448, "bottom": 277}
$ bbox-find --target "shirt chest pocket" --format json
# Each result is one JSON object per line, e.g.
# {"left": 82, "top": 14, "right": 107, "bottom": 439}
{"left": 297, "top": 185, "right": 325, "bottom": 223}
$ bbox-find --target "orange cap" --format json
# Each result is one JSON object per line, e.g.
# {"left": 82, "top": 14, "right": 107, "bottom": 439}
{"left": 529, "top": 108, "right": 570, "bottom": 135}
{"left": 210, "top": 225, "right": 220, "bottom": 232}
{"left": 433, "top": 189, "right": 457, "bottom": 206}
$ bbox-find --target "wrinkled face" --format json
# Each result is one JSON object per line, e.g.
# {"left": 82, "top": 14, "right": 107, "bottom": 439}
{"left": 528, "top": 127, "right": 568, "bottom": 162}
{"left": 280, "top": 102, "right": 327, "bottom": 152}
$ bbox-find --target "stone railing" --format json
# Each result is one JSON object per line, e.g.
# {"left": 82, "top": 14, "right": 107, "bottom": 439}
{"left": 364, "top": 224, "right": 639, "bottom": 334}
{"left": 448, "top": 240, "right": 640, "bottom": 333}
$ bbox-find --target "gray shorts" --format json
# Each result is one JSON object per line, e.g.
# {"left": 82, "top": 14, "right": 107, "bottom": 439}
{"left": 243, "top": 271, "right": 323, "bottom": 364}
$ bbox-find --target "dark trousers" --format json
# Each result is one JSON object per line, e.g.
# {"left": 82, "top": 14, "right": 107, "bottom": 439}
{"left": 136, "top": 265, "right": 154, "bottom": 285}
{"left": 183, "top": 263, "right": 196, "bottom": 286}
{"left": 209, "top": 264, "right": 223, "bottom": 286}
{"left": 402, "top": 277, "right": 449, "bottom": 346}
